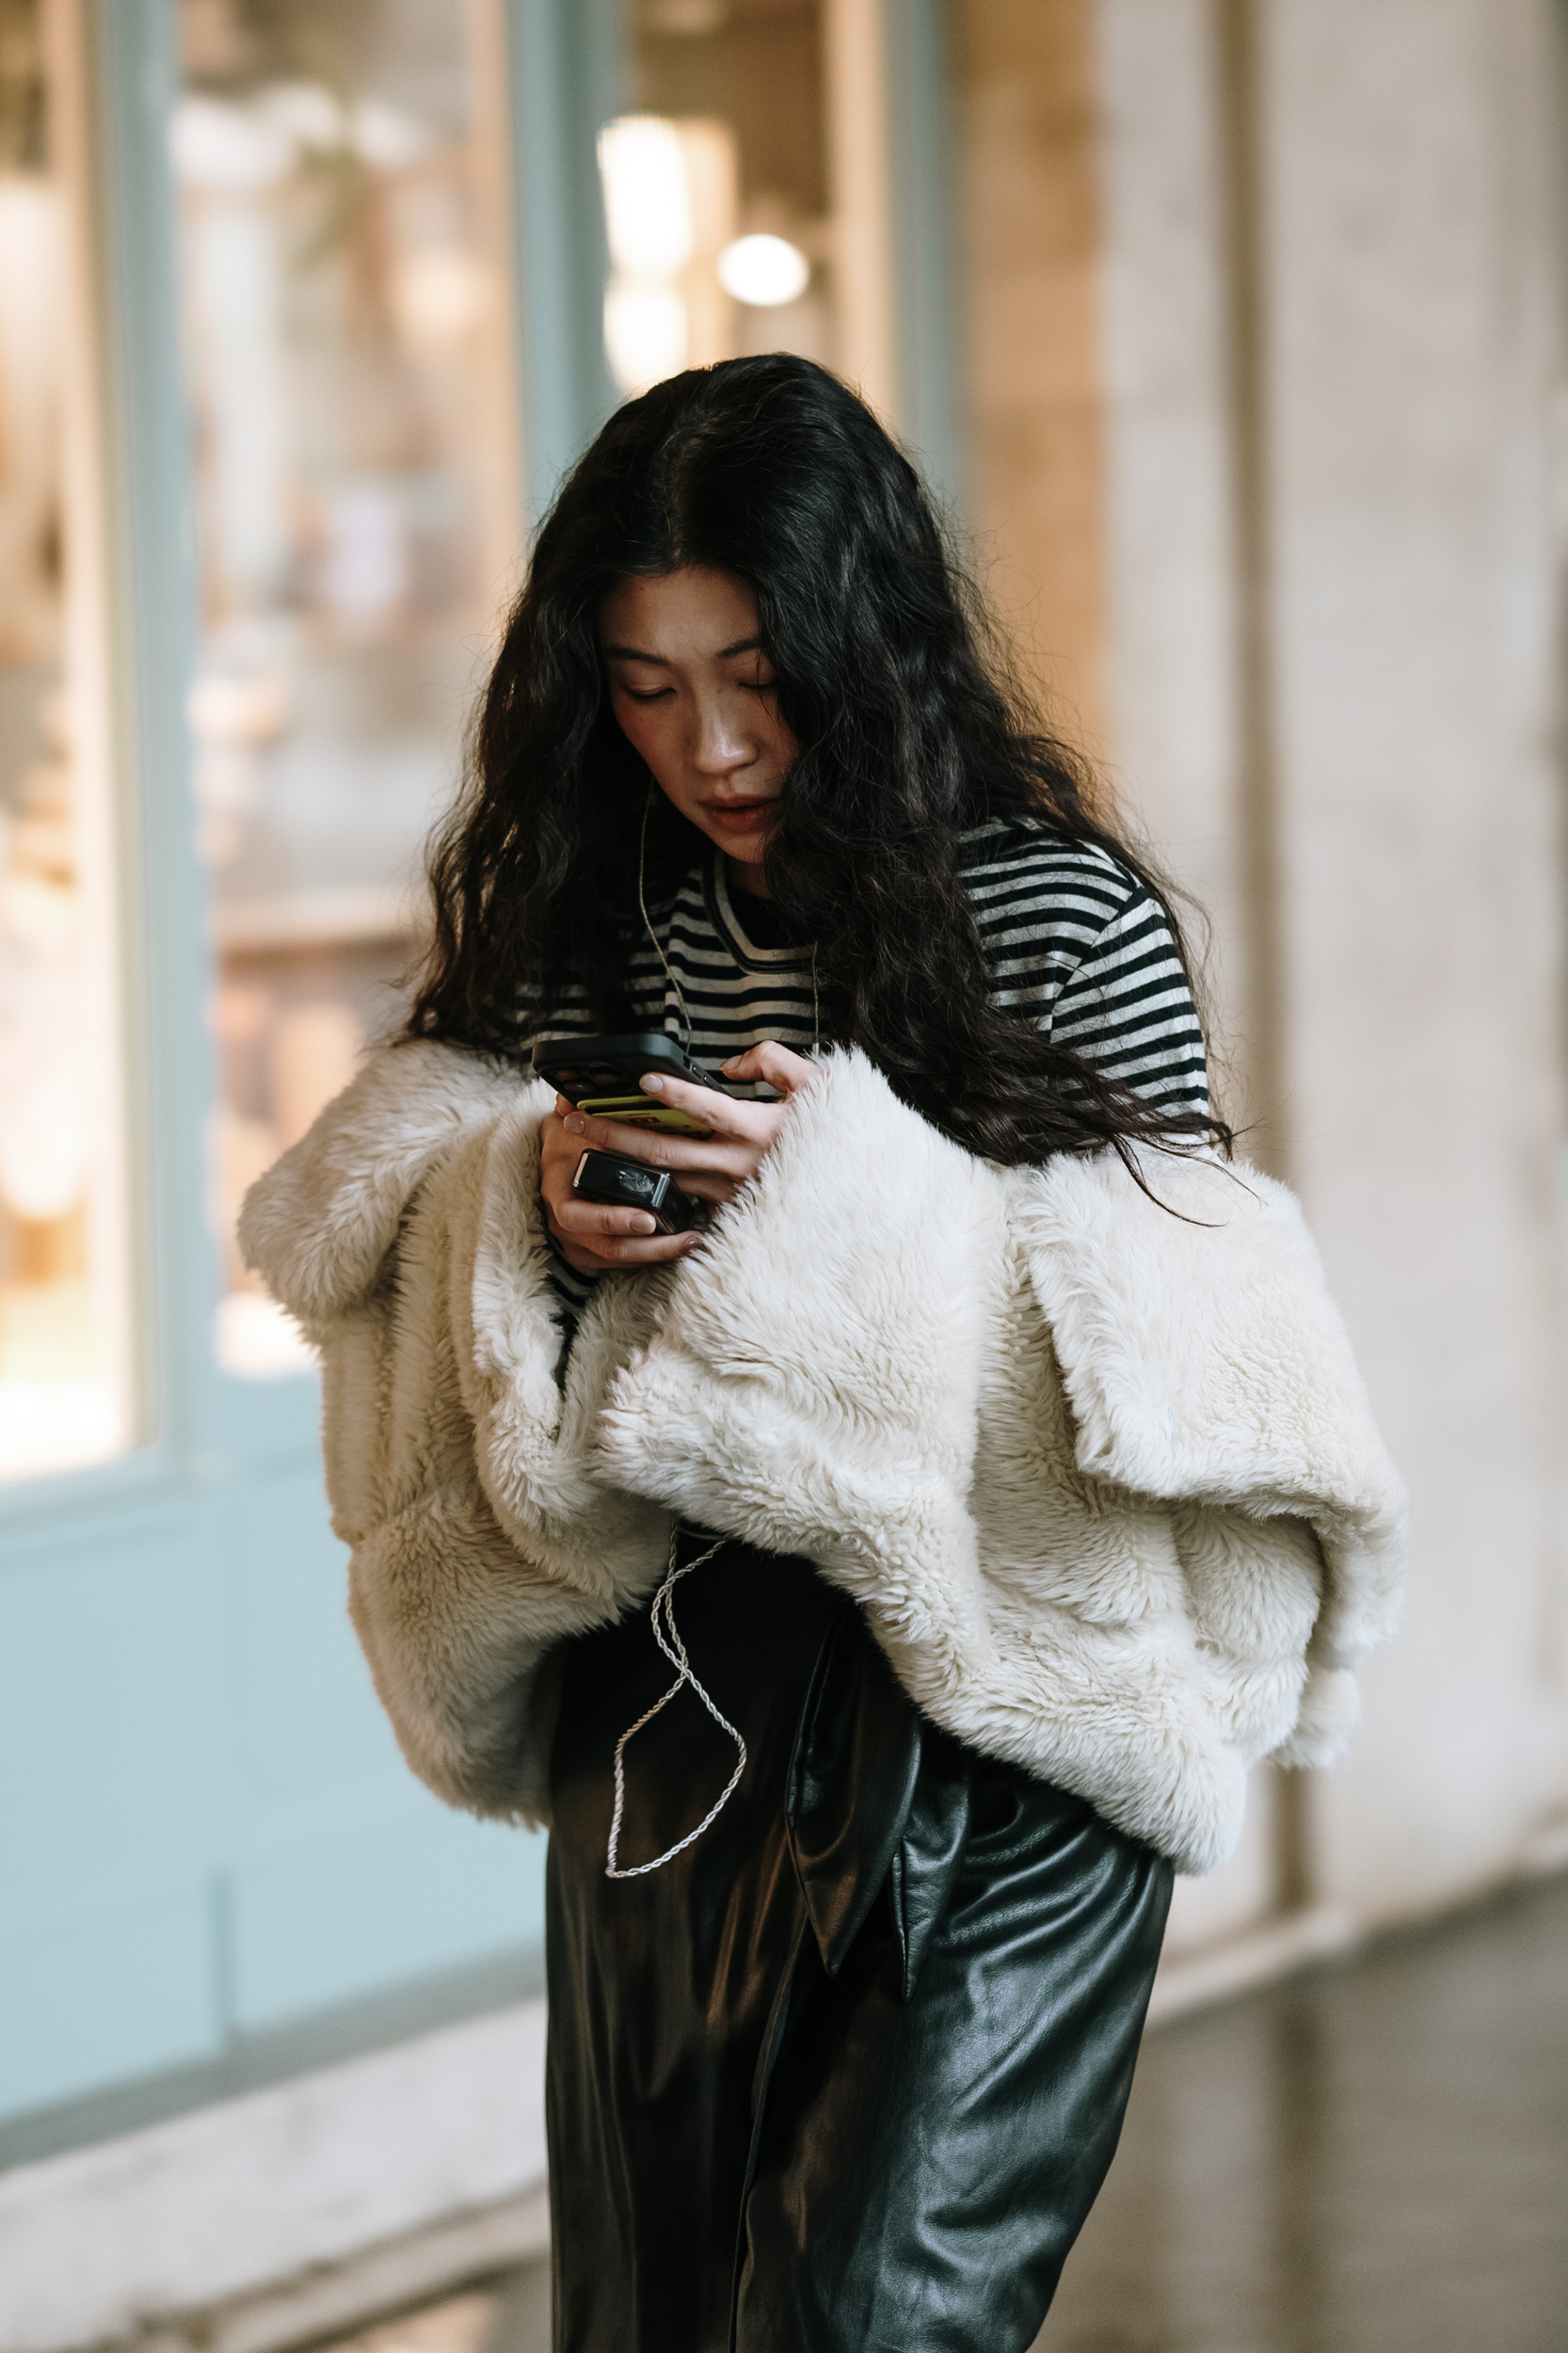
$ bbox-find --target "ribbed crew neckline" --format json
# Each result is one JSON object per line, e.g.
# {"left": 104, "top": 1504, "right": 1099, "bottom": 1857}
{"left": 705, "top": 853, "right": 812, "bottom": 967}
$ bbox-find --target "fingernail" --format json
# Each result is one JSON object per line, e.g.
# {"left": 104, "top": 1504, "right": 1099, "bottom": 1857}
{"left": 564, "top": 1114, "right": 584, "bottom": 1134}
{"left": 634, "top": 1215, "right": 656, "bottom": 1235}
{"left": 640, "top": 1074, "right": 664, "bottom": 1092}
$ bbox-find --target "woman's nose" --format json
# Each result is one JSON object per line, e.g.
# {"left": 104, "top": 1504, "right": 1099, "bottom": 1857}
{"left": 691, "top": 694, "right": 755, "bottom": 775}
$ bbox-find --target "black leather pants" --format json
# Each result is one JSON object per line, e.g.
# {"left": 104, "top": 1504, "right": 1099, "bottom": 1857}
{"left": 546, "top": 1536, "right": 1172, "bottom": 2352}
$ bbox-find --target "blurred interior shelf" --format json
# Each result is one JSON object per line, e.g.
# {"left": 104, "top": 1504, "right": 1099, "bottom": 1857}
{"left": 214, "top": 887, "right": 423, "bottom": 953}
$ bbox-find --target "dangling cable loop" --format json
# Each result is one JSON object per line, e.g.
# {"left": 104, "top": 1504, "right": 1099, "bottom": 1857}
{"left": 605, "top": 1529, "right": 747, "bottom": 1880}
{"left": 638, "top": 785, "right": 694, "bottom": 1049}
{"left": 640, "top": 777, "right": 821, "bottom": 1064}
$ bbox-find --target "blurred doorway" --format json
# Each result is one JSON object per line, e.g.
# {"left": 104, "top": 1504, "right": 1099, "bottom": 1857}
{"left": 600, "top": 0, "right": 899, "bottom": 420}
{"left": 0, "top": 0, "right": 138, "bottom": 1481}
{"left": 173, "top": 0, "right": 524, "bottom": 1374}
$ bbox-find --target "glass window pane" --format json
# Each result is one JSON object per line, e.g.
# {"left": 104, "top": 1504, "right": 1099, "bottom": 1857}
{"left": 0, "top": 0, "right": 136, "bottom": 1481}
{"left": 604, "top": 1, "right": 839, "bottom": 398}
{"left": 173, "top": 0, "right": 521, "bottom": 1375}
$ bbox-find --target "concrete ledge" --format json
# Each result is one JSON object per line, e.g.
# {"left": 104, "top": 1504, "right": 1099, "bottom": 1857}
{"left": 120, "top": 2193, "right": 549, "bottom": 2353}
{"left": 0, "top": 2002, "right": 549, "bottom": 2353}
{"left": 1147, "top": 1841, "right": 1568, "bottom": 2027}
{"left": 1148, "top": 1903, "right": 1359, "bottom": 2024}
{"left": 0, "top": 1948, "right": 547, "bottom": 2176}
{"left": 12, "top": 1855, "right": 1565, "bottom": 2353}
{"left": 1520, "top": 1811, "right": 1568, "bottom": 1878}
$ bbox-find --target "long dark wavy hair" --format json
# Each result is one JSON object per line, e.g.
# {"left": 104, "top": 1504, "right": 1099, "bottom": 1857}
{"left": 408, "top": 354, "right": 1227, "bottom": 1168}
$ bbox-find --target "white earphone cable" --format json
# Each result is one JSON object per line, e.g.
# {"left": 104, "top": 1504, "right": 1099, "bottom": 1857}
{"left": 639, "top": 784, "right": 822, "bottom": 1061}
{"left": 608, "top": 815, "right": 818, "bottom": 1880}
{"left": 638, "top": 786, "right": 694, "bottom": 1049}
{"left": 605, "top": 1529, "right": 746, "bottom": 1880}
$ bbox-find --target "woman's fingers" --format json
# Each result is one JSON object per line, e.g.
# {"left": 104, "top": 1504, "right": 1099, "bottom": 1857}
{"left": 559, "top": 1098, "right": 765, "bottom": 1170}
{"left": 549, "top": 1192, "right": 656, "bottom": 1238}
{"left": 555, "top": 1227, "right": 699, "bottom": 1271}
{"left": 720, "top": 1041, "right": 818, "bottom": 1095}
{"left": 630, "top": 1070, "right": 785, "bottom": 1143}
{"left": 549, "top": 1092, "right": 729, "bottom": 1167}
{"left": 537, "top": 1110, "right": 696, "bottom": 1267}
{"left": 545, "top": 1185, "right": 701, "bottom": 1261}
{"left": 536, "top": 1052, "right": 798, "bottom": 1265}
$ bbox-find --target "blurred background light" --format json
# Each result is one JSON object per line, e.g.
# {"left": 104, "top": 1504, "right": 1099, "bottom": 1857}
{"left": 717, "top": 230, "right": 808, "bottom": 308}
{"left": 249, "top": 78, "right": 345, "bottom": 154}
{"left": 603, "top": 280, "right": 690, "bottom": 397}
{"left": 597, "top": 111, "right": 741, "bottom": 396}
{"left": 172, "top": 83, "right": 431, "bottom": 195}
{"left": 598, "top": 113, "right": 693, "bottom": 280}
{"left": 169, "top": 92, "right": 293, "bottom": 190}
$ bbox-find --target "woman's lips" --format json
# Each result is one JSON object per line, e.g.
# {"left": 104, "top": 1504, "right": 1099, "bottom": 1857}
{"left": 701, "top": 798, "right": 779, "bottom": 834}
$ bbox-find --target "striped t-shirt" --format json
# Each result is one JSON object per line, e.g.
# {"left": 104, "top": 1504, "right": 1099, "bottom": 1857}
{"left": 531, "top": 816, "right": 1208, "bottom": 1320}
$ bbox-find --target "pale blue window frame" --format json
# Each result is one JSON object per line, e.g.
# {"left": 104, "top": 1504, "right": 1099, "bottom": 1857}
{"left": 0, "top": 0, "right": 955, "bottom": 2158}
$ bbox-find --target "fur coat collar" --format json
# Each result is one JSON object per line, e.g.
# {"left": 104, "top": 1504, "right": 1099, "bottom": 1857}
{"left": 239, "top": 1039, "right": 1405, "bottom": 1874}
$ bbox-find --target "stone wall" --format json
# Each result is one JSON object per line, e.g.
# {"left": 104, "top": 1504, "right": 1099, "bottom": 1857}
{"left": 953, "top": 0, "right": 1568, "bottom": 1936}
{"left": 952, "top": 0, "right": 1112, "bottom": 754}
{"left": 1257, "top": 0, "right": 1568, "bottom": 1913}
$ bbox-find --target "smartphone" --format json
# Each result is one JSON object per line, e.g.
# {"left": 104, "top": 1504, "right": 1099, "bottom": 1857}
{"left": 533, "top": 1032, "right": 729, "bottom": 1137}
{"left": 571, "top": 1149, "right": 703, "bottom": 1235}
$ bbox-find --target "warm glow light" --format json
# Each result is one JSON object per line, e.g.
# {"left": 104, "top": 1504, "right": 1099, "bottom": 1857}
{"left": 170, "top": 95, "right": 294, "bottom": 192}
{"left": 598, "top": 116, "right": 693, "bottom": 280}
{"left": 597, "top": 114, "right": 742, "bottom": 393}
{"left": 717, "top": 232, "right": 810, "bottom": 308}
{"left": 0, "top": 104, "right": 134, "bottom": 1475}
{"left": 216, "top": 1291, "right": 317, "bottom": 1377}
{"left": 173, "top": 84, "right": 431, "bottom": 190}
{"left": 604, "top": 282, "right": 689, "bottom": 396}
{"left": 392, "top": 248, "right": 491, "bottom": 347}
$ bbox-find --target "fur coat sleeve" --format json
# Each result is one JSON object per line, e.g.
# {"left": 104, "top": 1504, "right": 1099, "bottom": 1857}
{"left": 240, "top": 1040, "right": 1406, "bottom": 1874}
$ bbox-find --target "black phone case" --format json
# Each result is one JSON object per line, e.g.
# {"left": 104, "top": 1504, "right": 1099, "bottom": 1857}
{"left": 532, "top": 1032, "right": 727, "bottom": 1098}
{"left": 570, "top": 1150, "right": 702, "bottom": 1235}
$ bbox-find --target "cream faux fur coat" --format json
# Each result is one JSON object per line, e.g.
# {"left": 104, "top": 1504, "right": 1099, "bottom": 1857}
{"left": 239, "top": 1039, "right": 1406, "bottom": 1876}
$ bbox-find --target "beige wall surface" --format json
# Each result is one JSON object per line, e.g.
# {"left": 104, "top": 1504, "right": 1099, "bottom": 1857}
{"left": 952, "top": 0, "right": 1112, "bottom": 754}
{"left": 1088, "top": 0, "right": 1568, "bottom": 1927}
{"left": 1093, "top": 0, "right": 1247, "bottom": 1080}
{"left": 1260, "top": 0, "right": 1568, "bottom": 1912}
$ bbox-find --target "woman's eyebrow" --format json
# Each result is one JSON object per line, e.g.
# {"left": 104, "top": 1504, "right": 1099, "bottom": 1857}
{"left": 601, "top": 635, "right": 765, "bottom": 663}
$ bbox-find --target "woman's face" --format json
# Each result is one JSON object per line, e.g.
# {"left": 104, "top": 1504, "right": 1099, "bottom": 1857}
{"left": 600, "top": 567, "right": 796, "bottom": 887}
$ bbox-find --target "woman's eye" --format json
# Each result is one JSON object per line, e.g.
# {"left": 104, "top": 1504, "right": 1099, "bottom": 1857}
{"left": 745, "top": 676, "right": 776, "bottom": 695}
{"left": 623, "top": 685, "right": 674, "bottom": 704}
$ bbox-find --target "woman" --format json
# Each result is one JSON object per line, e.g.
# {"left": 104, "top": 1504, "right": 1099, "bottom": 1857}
{"left": 241, "top": 356, "right": 1404, "bottom": 2352}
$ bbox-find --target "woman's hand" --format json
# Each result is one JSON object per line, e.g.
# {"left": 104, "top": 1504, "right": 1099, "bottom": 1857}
{"left": 537, "top": 1042, "right": 818, "bottom": 1274}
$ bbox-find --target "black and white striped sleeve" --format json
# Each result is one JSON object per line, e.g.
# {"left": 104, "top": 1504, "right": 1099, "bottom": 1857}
{"left": 960, "top": 823, "right": 1209, "bottom": 1117}
{"left": 1047, "top": 888, "right": 1209, "bottom": 1115}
